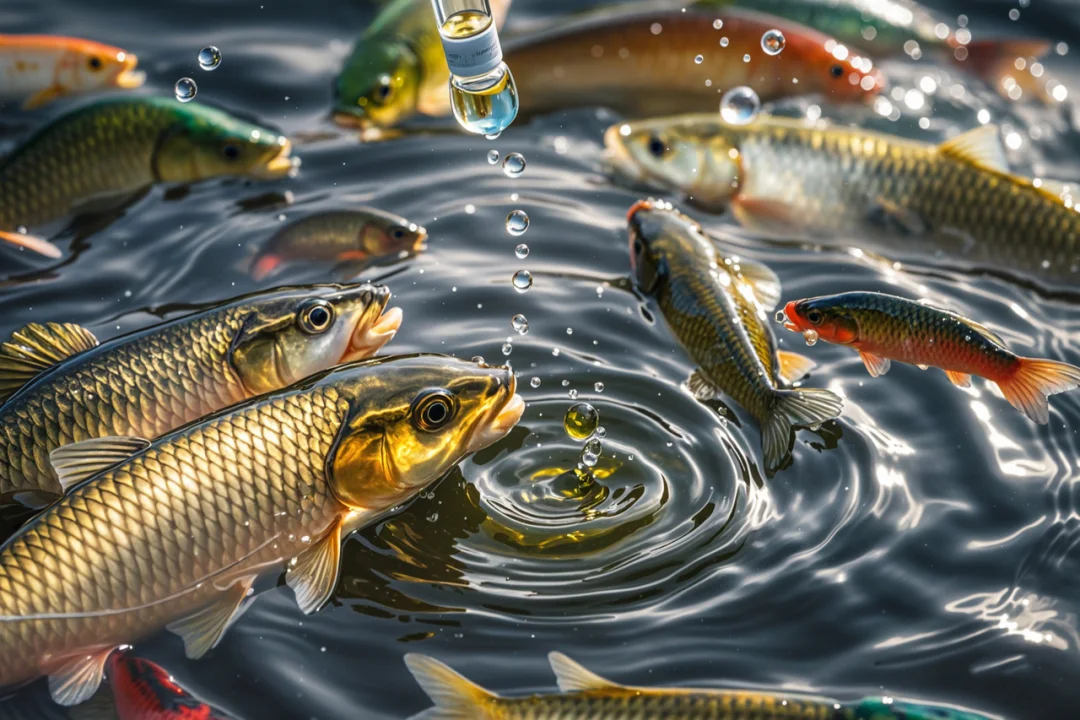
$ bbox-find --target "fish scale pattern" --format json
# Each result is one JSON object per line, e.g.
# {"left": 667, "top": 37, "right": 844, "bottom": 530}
{"left": 491, "top": 690, "right": 851, "bottom": 718}
{"left": 0, "top": 384, "right": 349, "bottom": 689}
{"left": 0, "top": 305, "right": 253, "bottom": 496}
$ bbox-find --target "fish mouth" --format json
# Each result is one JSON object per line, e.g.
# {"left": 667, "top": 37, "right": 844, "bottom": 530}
{"left": 603, "top": 124, "right": 644, "bottom": 182}
{"left": 332, "top": 110, "right": 369, "bottom": 130}
{"left": 467, "top": 370, "right": 523, "bottom": 453}
{"left": 780, "top": 301, "right": 803, "bottom": 332}
{"left": 411, "top": 226, "right": 429, "bottom": 252}
{"left": 343, "top": 303, "right": 402, "bottom": 362}
{"left": 114, "top": 53, "right": 145, "bottom": 89}
{"left": 252, "top": 139, "right": 295, "bottom": 179}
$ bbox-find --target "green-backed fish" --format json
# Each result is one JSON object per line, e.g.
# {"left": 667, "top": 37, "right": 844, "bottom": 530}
{"left": 0, "top": 354, "right": 523, "bottom": 706}
{"left": 627, "top": 199, "right": 842, "bottom": 472}
{"left": 333, "top": 0, "right": 511, "bottom": 131}
{"left": 0, "top": 283, "right": 402, "bottom": 501}
{"left": 0, "top": 97, "right": 295, "bottom": 259}
{"left": 251, "top": 208, "right": 427, "bottom": 280}
{"left": 781, "top": 291, "right": 1080, "bottom": 424}
{"left": 607, "top": 115, "right": 1080, "bottom": 290}
{"left": 405, "top": 652, "right": 1003, "bottom": 719}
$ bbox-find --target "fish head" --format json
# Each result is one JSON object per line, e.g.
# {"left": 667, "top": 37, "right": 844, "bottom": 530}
{"left": 333, "top": 41, "right": 421, "bottom": 130}
{"left": 358, "top": 210, "right": 428, "bottom": 258}
{"left": 327, "top": 355, "right": 524, "bottom": 509}
{"left": 106, "top": 649, "right": 189, "bottom": 711}
{"left": 852, "top": 699, "right": 1000, "bottom": 720}
{"left": 229, "top": 283, "right": 400, "bottom": 395}
{"left": 627, "top": 198, "right": 711, "bottom": 294}
{"left": 605, "top": 118, "right": 740, "bottom": 212}
{"left": 782, "top": 296, "right": 861, "bottom": 345}
{"left": 61, "top": 41, "right": 146, "bottom": 94}
{"left": 154, "top": 106, "right": 295, "bottom": 182}
{"left": 783, "top": 33, "right": 885, "bottom": 100}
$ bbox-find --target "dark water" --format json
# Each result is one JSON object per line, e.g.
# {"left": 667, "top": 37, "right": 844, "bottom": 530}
{"left": 2, "top": 0, "right": 1080, "bottom": 718}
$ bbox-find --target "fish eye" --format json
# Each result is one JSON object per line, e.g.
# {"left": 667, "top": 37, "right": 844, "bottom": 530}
{"left": 633, "top": 238, "right": 644, "bottom": 256}
{"left": 391, "top": 228, "right": 406, "bottom": 239}
{"left": 647, "top": 134, "right": 667, "bottom": 158}
{"left": 807, "top": 309, "right": 824, "bottom": 325}
{"left": 411, "top": 390, "right": 457, "bottom": 432}
{"left": 374, "top": 76, "right": 393, "bottom": 103}
{"left": 298, "top": 300, "right": 335, "bottom": 334}
{"left": 222, "top": 144, "right": 241, "bottom": 160}
{"left": 830, "top": 64, "right": 844, "bottom": 78}
{"left": 87, "top": 56, "right": 103, "bottom": 71}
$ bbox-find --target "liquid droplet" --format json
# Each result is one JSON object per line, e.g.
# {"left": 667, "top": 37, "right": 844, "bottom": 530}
{"left": 564, "top": 402, "right": 599, "bottom": 440}
{"left": 485, "top": 131, "right": 502, "bottom": 140}
{"left": 720, "top": 86, "right": 760, "bottom": 125}
{"left": 515, "top": 243, "right": 529, "bottom": 259}
{"left": 512, "top": 314, "right": 529, "bottom": 334}
{"left": 471, "top": 355, "right": 485, "bottom": 364}
{"left": 581, "top": 438, "right": 602, "bottom": 467}
{"left": 761, "top": 30, "right": 786, "bottom": 55}
{"left": 694, "top": 54, "right": 704, "bottom": 64}
{"left": 512, "top": 270, "right": 533, "bottom": 292}
{"left": 774, "top": 310, "right": 787, "bottom": 323}
{"left": 502, "top": 343, "right": 513, "bottom": 356}
{"left": 198, "top": 46, "right": 222, "bottom": 70}
{"left": 174, "top": 78, "right": 197, "bottom": 102}
{"left": 595, "top": 426, "right": 607, "bottom": 438}
{"left": 487, "top": 149, "right": 500, "bottom": 164}
{"left": 502, "top": 153, "right": 526, "bottom": 178}
{"left": 506, "top": 210, "right": 529, "bottom": 236}
{"left": 594, "top": 382, "right": 604, "bottom": 392}
{"left": 530, "top": 377, "right": 541, "bottom": 388}
{"left": 568, "top": 389, "right": 579, "bottom": 399}
{"left": 803, "top": 329, "right": 819, "bottom": 346}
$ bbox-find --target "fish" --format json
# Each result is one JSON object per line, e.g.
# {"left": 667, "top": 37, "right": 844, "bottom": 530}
{"left": 606, "top": 115, "right": 1080, "bottom": 291}
{"left": 0, "top": 353, "right": 524, "bottom": 706}
{"left": 0, "top": 35, "right": 145, "bottom": 110}
{"left": 0, "top": 283, "right": 401, "bottom": 501}
{"left": 0, "top": 97, "right": 296, "bottom": 259}
{"left": 780, "top": 291, "right": 1080, "bottom": 424}
{"left": 251, "top": 208, "right": 427, "bottom": 281}
{"left": 627, "top": 198, "right": 842, "bottom": 472}
{"left": 404, "top": 651, "right": 1002, "bottom": 719}
{"left": 333, "top": 0, "right": 511, "bottom": 131}
{"left": 696, "top": 0, "right": 1057, "bottom": 104}
{"left": 503, "top": 5, "right": 883, "bottom": 119}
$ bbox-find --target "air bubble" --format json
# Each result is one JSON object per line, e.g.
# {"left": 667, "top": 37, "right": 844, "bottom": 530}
{"left": 564, "top": 402, "right": 599, "bottom": 440}
{"left": 515, "top": 243, "right": 529, "bottom": 259}
{"left": 502, "top": 153, "right": 526, "bottom": 178}
{"left": 512, "top": 270, "right": 533, "bottom": 292}
{"left": 720, "top": 86, "right": 760, "bottom": 125}
{"left": 506, "top": 210, "right": 529, "bottom": 236}
{"left": 695, "top": 55, "right": 704, "bottom": 64}
{"left": 594, "top": 382, "right": 604, "bottom": 392}
{"left": 761, "top": 30, "right": 785, "bottom": 55}
{"left": 487, "top": 150, "right": 500, "bottom": 164}
{"left": 581, "top": 439, "right": 602, "bottom": 467}
{"left": 174, "top": 78, "right": 197, "bottom": 102}
{"left": 803, "top": 329, "right": 819, "bottom": 346}
{"left": 530, "top": 377, "right": 541, "bottom": 388}
{"left": 198, "top": 46, "right": 221, "bottom": 71}
{"left": 502, "top": 343, "right": 513, "bottom": 356}
{"left": 512, "top": 314, "right": 529, "bottom": 334}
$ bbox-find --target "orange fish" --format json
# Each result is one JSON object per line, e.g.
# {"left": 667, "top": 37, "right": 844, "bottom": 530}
{"left": 0, "top": 35, "right": 144, "bottom": 110}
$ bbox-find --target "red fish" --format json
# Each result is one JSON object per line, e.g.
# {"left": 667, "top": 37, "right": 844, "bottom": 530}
{"left": 100, "top": 650, "right": 236, "bottom": 720}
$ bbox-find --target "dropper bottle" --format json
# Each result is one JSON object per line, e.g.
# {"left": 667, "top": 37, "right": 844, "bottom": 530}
{"left": 431, "top": 0, "right": 518, "bottom": 136}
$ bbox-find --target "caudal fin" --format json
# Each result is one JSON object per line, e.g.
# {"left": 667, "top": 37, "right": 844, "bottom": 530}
{"left": 997, "top": 357, "right": 1080, "bottom": 424}
{"left": 762, "top": 388, "right": 844, "bottom": 471}
{"left": 404, "top": 654, "right": 495, "bottom": 720}
{"left": 960, "top": 39, "right": 1055, "bottom": 104}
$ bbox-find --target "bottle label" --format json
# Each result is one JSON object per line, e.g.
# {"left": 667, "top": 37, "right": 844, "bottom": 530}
{"left": 441, "top": 23, "right": 503, "bottom": 78}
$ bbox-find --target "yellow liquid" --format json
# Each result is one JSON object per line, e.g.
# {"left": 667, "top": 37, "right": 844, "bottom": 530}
{"left": 441, "top": 10, "right": 492, "bottom": 39}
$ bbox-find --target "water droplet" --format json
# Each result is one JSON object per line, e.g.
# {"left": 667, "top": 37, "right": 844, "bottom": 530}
{"left": 502, "top": 343, "right": 513, "bottom": 356}
{"left": 803, "top": 329, "right": 819, "bottom": 346}
{"left": 426, "top": 512, "right": 439, "bottom": 523}
{"left": 506, "top": 210, "right": 529, "bottom": 236}
{"left": 564, "top": 402, "right": 599, "bottom": 440}
{"left": 512, "top": 314, "right": 529, "bottom": 334}
{"left": 761, "top": 30, "right": 785, "bottom": 55}
{"left": 552, "top": 348, "right": 560, "bottom": 357}
{"left": 720, "top": 86, "right": 760, "bottom": 125}
{"left": 568, "top": 389, "right": 579, "bottom": 399}
{"left": 174, "top": 77, "right": 197, "bottom": 102}
{"left": 742, "top": 54, "right": 751, "bottom": 63}
{"left": 595, "top": 426, "right": 607, "bottom": 438}
{"left": 774, "top": 310, "right": 787, "bottom": 323}
{"left": 594, "top": 382, "right": 604, "bottom": 392}
{"left": 512, "top": 270, "right": 533, "bottom": 292}
{"left": 485, "top": 131, "right": 502, "bottom": 140}
{"left": 694, "top": 54, "right": 704, "bottom": 64}
{"left": 566, "top": 327, "right": 573, "bottom": 335}
{"left": 471, "top": 355, "right": 485, "bottom": 364}
{"left": 581, "top": 439, "right": 602, "bottom": 467}
{"left": 562, "top": 380, "right": 570, "bottom": 387}
{"left": 515, "top": 243, "right": 529, "bottom": 259}
{"left": 530, "top": 377, "right": 541, "bottom": 388}
{"left": 713, "top": 19, "right": 723, "bottom": 30}
{"left": 502, "top": 153, "right": 526, "bottom": 178}
{"left": 198, "top": 46, "right": 222, "bottom": 71}
{"left": 487, "top": 149, "right": 500, "bottom": 164}
{"left": 720, "top": 37, "right": 729, "bottom": 47}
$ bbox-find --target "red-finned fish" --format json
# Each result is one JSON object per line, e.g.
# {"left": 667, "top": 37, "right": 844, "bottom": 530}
{"left": 0, "top": 35, "right": 144, "bottom": 110}
{"left": 100, "top": 650, "right": 237, "bottom": 720}
{"left": 780, "top": 291, "right": 1080, "bottom": 424}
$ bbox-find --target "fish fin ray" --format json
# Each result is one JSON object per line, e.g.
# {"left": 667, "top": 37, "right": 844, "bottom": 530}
{"left": 858, "top": 351, "right": 892, "bottom": 377}
{"left": 0, "top": 230, "right": 61, "bottom": 258}
{"left": 962, "top": 319, "right": 1006, "bottom": 347}
{"left": 166, "top": 576, "right": 256, "bottom": 660}
{"left": 866, "top": 197, "right": 928, "bottom": 236}
{"left": 728, "top": 257, "right": 781, "bottom": 310}
{"left": 938, "top": 125, "right": 1009, "bottom": 173}
{"left": 945, "top": 370, "right": 972, "bottom": 388}
{"left": 548, "top": 652, "right": 619, "bottom": 692}
{"left": 776, "top": 350, "right": 816, "bottom": 385}
{"left": 47, "top": 648, "right": 113, "bottom": 706}
{"left": 762, "top": 389, "right": 844, "bottom": 471}
{"left": 50, "top": 437, "right": 151, "bottom": 493}
{"left": 68, "top": 685, "right": 119, "bottom": 720}
{"left": 997, "top": 358, "right": 1080, "bottom": 424}
{"left": 404, "top": 654, "right": 494, "bottom": 718}
{"left": 286, "top": 517, "right": 342, "bottom": 615}
{"left": 22, "top": 85, "right": 65, "bottom": 110}
{"left": 687, "top": 370, "right": 721, "bottom": 400}
{"left": 0, "top": 322, "right": 99, "bottom": 403}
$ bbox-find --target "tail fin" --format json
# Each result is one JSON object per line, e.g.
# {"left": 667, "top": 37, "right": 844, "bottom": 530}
{"left": 404, "top": 654, "right": 495, "bottom": 720}
{"left": 0, "top": 230, "right": 61, "bottom": 259}
{"left": 762, "top": 388, "right": 844, "bottom": 470}
{"left": 960, "top": 39, "right": 1055, "bottom": 104}
{"left": 997, "top": 358, "right": 1080, "bottom": 424}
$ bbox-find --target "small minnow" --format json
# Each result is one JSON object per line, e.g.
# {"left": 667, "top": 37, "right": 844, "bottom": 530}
{"left": 780, "top": 291, "right": 1080, "bottom": 424}
{"left": 0, "top": 35, "right": 145, "bottom": 110}
{"left": 0, "top": 98, "right": 295, "bottom": 259}
{"left": 405, "top": 652, "right": 1003, "bottom": 719}
{"left": 251, "top": 208, "right": 427, "bottom": 280}
{"left": 628, "top": 199, "right": 842, "bottom": 472}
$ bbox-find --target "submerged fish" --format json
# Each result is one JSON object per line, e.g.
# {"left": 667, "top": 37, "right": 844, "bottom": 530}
{"left": 405, "top": 652, "right": 1001, "bottom": 719}
{"left": 333, "top": 0, "right": 511, "bottom": 131}
{"left": 607, "top": 115, "right": 1080, "bottom": 290}
{"left": 0, "top": 283, "right": 401, "bottom": 500}
{"left": 251, "top": 208, "right": 427, "bottom": 280}
{"left": 0, "top": 97, "right": 295, "bottom": 259}
{"left": 781, "top": 291, "right": 1080, "bottom": 424}
{"left": 504, "top": 6, "right": 883, "bottom": 119}
{"left": 0, "top": 35, "right": 144, "bottom": 110}
{"left": 627, "top": 199, "right": 842, "bottom": 472}
{"left": 0, "top": 353, "right": 523, "bottom": 706}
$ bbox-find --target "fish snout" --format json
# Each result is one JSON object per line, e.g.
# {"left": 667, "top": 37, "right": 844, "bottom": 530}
{"left": 780, "top": 301, "right": 804, "bottom": 332}
{"left": 114, "top": 52, "right": 146, "bottom": 89}
{"left": 467, "top": 369, "right": 524, "bottom": 453}
{"left": 346, "top": 304, "right": 401, "bottom": 362}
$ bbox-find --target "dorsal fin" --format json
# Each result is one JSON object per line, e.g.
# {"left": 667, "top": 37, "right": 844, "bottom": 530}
{"left": 49, "top": 436, "right": 151, "bottom": 492}
{"left": 548, "top": 653, "right": 620, "bottom": 693}
{"left": 732, "top": 257, "right": 782, "bottom": 310}
{"left": 938, "top": 125, "right": 1009, "bottom": 173}
{"left": 962, "top": 318, "right": 1006, "bottom": 347}
{"left": 0, "top": 322, "right": 98, "bottom": 403}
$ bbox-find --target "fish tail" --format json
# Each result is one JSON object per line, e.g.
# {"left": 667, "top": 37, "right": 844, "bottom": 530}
{"left": 404, "top": 654, "right": 496, "bottom": 719}
{"left": 762, "top": 388, "right": 844, "bottom": 471}
{"left": 960, "top": 39, "right": 1055, "bottom": 102}
{"left": 997, "top": 357, "right": 1080, "bottom": 424}
{"left": 250, "top": 254, "right": 281, "bottom": 281}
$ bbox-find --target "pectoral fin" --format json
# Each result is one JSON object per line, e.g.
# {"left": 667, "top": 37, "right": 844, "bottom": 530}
{"left": 286, "top": 517, "right": 342, "bottom": 614}
{"left": 548, "top": 652, "right": 621, "bottom": 692}
{"left": 945, "top": 370, "right": 972, "bottom": 388}
{"left": 729, "top": 195, "right": 802, "bottom": 233}
{"left": 166, "top": 576, "right": 256, "bottom": 660}
{"left": 776, "top": 350, "right": 817, "bottom": 385}
{"left": 48, "top": 648, "right": 113, "bottom": 706}
{"left": 0, "top": 322, "right": 99, "bottom": 403}
{"left": 50, "top": 436, "right": 151, "bottom": 493}
{"left": 22, "top": 85, "right": 66, "bottom": 110}
{"left": 858, "top": 351, "right": 892, "bottom": 377}
{"left": 687, "top": 370, "right": 721, "bottom": 400}
{"left": 0, "top": 229, "right": 61, "bottom": 258}
{"left": 731, "top": 256, "right": 782, "bottom": 310}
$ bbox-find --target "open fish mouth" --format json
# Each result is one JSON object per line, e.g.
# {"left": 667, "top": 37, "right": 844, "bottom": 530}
{"left": 343, "top": 304, "right": 402, "bottom": 362}
{"left": 114, "top": 53, "right": 145, "bottom": 89}
{"left": 467, "top": 370, "right": 523, "bottom": 453}
{"left": 252, "top": 139, "right": 295, "bottom": 179}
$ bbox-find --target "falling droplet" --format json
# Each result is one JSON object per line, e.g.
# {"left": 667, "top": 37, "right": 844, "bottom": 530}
{"left": 581, "top": 439, "right": 602, "bottom": 467}
{"left": 803, "top": 328, "right": 819, "bottom": 346}
{"left": 512, "top": 314, "right": 529, "bottom": 334}
{"left": 174, "top": 78, "right": 197, "bottom": 102}
{"left": 515, "top": 243, "right": 529, "bottom": 259}
{"left": 506, "top": 210, "right": 529, "bottom": 236}
{"left": 594, "top": 382, "right": 604, "bottom": 392}
{"left": 502, "top": 153, "right": 526, "bottom": 178}
{"left": 485, "top": 131, "right": 502, "bottom": 140}
{"left": 720, "top": 86, "right": 760, "bottom": 125}
{"left": 471, "top": 355, "right": 485, "bottom": 364}
{"left": 487, "top": 149, "right": 500, "bottom": 165}
{"left": 761, "top": 30, "right": 785, "bottom": 55}
{"left": 695, "top": 54, "right": 704, "bottom": 64}
{"left": 198, "top": 46, "right": 222, "bottom": 71}
{"left": 512, "top": 270, "right": 533, "bottom": 292}
{"left": 595, "top": 426, "right": 607, "bottom": 438}
{"left": 530, "top": 377, "right": 541, "bottom": 388}
{"left": 564, "top": 402, "right": 599, "bottom": 440}
{"left": 502, "top": 343, "right": 513, "bottom": 356}
{"left": 568, "top": 389, "right": 579, "bottom": 399}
